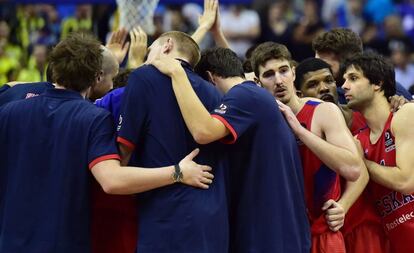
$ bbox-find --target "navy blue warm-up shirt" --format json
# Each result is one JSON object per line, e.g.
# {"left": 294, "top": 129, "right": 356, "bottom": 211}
{"left": 117, "top": 62, "right": 229, "bottom": 253}
{"left": 0, "top": 82, "right": 54, "bottom": 107}
{"left": 211, "top": 81, "right": 311, "bottom": 253}
{"left": 0, "top": 88, "right": 119, "bottom": 253}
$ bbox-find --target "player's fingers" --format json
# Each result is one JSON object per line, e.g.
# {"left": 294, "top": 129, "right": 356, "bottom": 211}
{"left": 138, "top": 26, "right": 147, "bottom": 44}
{"left": 203, "top": 171, "right": 214, "bottom": 179}
{"left": 322, "top": 199, "right": 335, "bottom": 211}
{"left": 325, "top": 213, "right": 343, "bottom": 222}
{"left": 212, "top": 0, "right": 218, "bottom": 11}
{"left": 325, "top": 207, "right": 343, "bottom": 216}
{"left": 198, "top": 181, "right": 209, "bottom": 189}
{"left": 129, "top": 31, "right": 135, "bottom": 45}
{"left": 200, "top": 177, "right": 213, "bottom": 184}
{"left": 185, "top": 148, "right": 200, "bottom": 160}
{"left": 329, "top": 224, "right": 343, "bottom": 232}
{"left": 327, "top": 219, "right": 343, "bottom": 228}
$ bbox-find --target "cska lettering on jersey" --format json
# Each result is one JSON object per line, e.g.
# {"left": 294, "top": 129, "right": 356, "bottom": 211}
{"left": 377, "top": 191, "right": 414, "bottom": 217}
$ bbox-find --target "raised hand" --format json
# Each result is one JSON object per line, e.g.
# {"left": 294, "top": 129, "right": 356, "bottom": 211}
{"left": 322, "top": 199, "right": 345, "bottom": 232}
{"left": 128, "top": 26, "right": 148, "bottom": 68}
{"left": 198, "top": 0, "right": 218, "bottom": 31}
{"left": 106, "top": 28, "right": 130, "bottom": 64}
{"left": 179, "top": 148, "right": 214, "bottom": 189}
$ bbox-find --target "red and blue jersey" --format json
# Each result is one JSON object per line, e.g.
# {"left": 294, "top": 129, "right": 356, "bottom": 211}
{"left": 0, "top": 88, "right": 119, "bottom": 253}
{"left": 296, "top": 100, "right": 341, "bottom": 235}
{"left": 357, "top": 113, "right": 414, "bottom": 253}
{"left": 211, "top": 81, "right": 310, "bottom": 253}
{"left": 117, "top": 62, "right": 229, "bottom": 253}
{"left": 93, "top": 86, "right": 137, "bottom": 253}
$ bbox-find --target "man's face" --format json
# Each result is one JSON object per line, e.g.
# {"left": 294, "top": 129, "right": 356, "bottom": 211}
{"left": 341, "top": 65, "right": 375, "bottom": 110}
{"left": 257, "top": 58, "right": 295, "bottom": 104}
{"left": 315, "top": 51, "right": 340, "bottom": 78}
{"left": 300, "top": 68, "right": 338, "bottom": 103}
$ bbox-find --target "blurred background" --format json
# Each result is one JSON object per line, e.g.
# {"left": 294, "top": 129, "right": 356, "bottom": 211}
{"left": 0, "top": 0, "right": 414, "bottom": 93}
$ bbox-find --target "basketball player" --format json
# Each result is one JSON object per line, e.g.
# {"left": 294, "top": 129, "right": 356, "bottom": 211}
{"left": 250, "top": 42, "right": 362, "bottom": 253}
{"left": 342, "top": 51, "right": 414, "bottom": 253}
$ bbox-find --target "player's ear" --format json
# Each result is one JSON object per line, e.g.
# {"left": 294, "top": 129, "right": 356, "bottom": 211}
{"left": 206, "top": 71, "right": 215, "bottom": 84}
{"left": 96, "top": 70, "right": 103, "bottom": 83}
{"left": 296, "top": 89, "right": 303, "bottom": 97}
{"left": 163, "top": 38, "right": 174, "bottom": 54}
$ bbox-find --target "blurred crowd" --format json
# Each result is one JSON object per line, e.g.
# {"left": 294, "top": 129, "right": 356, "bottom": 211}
{"left": 1, "top": 0, "right": 414, "bottom": 92}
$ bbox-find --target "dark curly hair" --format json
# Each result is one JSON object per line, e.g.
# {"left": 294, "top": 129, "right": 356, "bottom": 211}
{"left": 312, "top": 28, "right": 363, "bottom": 61}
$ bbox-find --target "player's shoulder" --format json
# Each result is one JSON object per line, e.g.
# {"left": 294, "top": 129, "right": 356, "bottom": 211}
{"left": 312, "top": 100, "right": 344, "bottom": 126}
{"left": 392, "top": 103, "right": 414, "bottom": 132}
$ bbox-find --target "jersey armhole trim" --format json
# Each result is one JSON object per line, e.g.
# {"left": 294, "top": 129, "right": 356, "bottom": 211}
{"left": 211, "top": 114, "right": 238, "bottom": 144}
{"left": 89, "top": 154, "right": 120, "bottom": 170}
{"left": 117, "top": 136, "right": 136, "bottom": 150}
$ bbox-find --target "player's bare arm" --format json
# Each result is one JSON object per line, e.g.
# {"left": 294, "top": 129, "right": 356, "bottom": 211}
{"left": 278, "top": 100, "right": 361, "bottom": 181}
{"left": 366, "top": 103, "right": 414, "bottom": 194}
{"left": 150, "top": 56, "right": 230, "bottom": 144}
{"left": 91, "top": 148, "right": 214, "bottom": 194}
{"left": 324, "top": 137, "right": 369, "bottom": 231}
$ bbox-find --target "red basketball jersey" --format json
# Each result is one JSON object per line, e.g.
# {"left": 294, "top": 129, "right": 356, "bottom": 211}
{"left": 357, "top": 113, "right": 414, "bottom": 253}
{"left": 297, "top": 101, "right": 341, "bottom": 235}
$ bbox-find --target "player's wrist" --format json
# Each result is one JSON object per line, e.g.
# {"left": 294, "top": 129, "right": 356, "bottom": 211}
{"left": 171, "top": 164, "right": 183, "bottom": 183}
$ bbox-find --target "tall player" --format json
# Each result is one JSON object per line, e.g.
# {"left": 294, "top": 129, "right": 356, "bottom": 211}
{"left": 150, "top": 47, "right": 310, "bottom": 252}
{"left": 117, "top": 31, "right": 230, "bottom": 253}
{"left": 250, "top": 42, "right": 362, "bottom": 253}
{"left": 342, "top": 52, "right": 414, "bottom": 253}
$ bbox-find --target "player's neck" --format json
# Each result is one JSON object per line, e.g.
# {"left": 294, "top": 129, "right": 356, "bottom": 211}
{"left": 55, "top": 84, "right": 88, "bottom": 98}
{"left": 221, "top": 77, "right": 245, "bottom": 93}
{"left": 361, "top": 95, "right": 391, "bottom": 134}
{"left": 287, "top": 95, "right": 305, "bottom": 115}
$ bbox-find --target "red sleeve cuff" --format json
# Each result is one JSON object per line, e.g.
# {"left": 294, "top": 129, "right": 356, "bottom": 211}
{"left": 89, "top": 154, "right": 120, "bottom": 170}
{"left": 117, "top": 136, "right": 136, "bottom": 150}
{"left": 211, "top": 114, "right": 238, "bottom": 144}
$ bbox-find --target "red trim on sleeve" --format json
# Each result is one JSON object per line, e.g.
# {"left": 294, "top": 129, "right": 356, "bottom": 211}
{"left": 211, "top": 114, "right": 238, "bottom": 144}
{"left": 117, "top": 136, "right": 136, "bottom": 150}
{"left": 89, "top": 154, "right": 120, "bottom": 170}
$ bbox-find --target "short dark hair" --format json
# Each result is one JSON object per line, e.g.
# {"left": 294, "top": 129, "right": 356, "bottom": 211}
{"left": 250, "top": 42, "right": 292, "bottom": 78}
{"left": 159, "top": 31, "right": 200, "bottom": 68}
{"left": 340, "top": 51, "right": 396, "bottom": 98}
{"left": 113, "top": 68, "right": 132, "bottom": 89}
{"left": 195, "top": 47, "right": 245, "bottom": 80}
{"left": 312, "top": 28, "right": 363, "bottom": 61}
{"left": 49, "top": 33, "right": 103, "bottom": 92}
{"left": 294, "top": 58, "right": 333, "bottom": 90}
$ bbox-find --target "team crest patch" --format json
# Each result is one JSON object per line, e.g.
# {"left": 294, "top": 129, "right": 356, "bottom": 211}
{"left": 214, "top": 104, "right": 227, "bottom": 114}
{"left": 25, "top": 93, "right": 39, "bottom": 99}
{"left": 384, "top": 130, "right": 395, "bottom": 152}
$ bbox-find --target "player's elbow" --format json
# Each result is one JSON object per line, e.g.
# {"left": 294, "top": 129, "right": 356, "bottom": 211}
{"left": 101, "top": 180, "right": 125, "bottom": 195}
{"left": 340, "top": 161, "right": 361, "bottom": 182}
{"left": 192, "top": 129, "right": 215, "bottom": 145}
{"left": 395, "top": 180, "right": 414, "bottom": 195}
